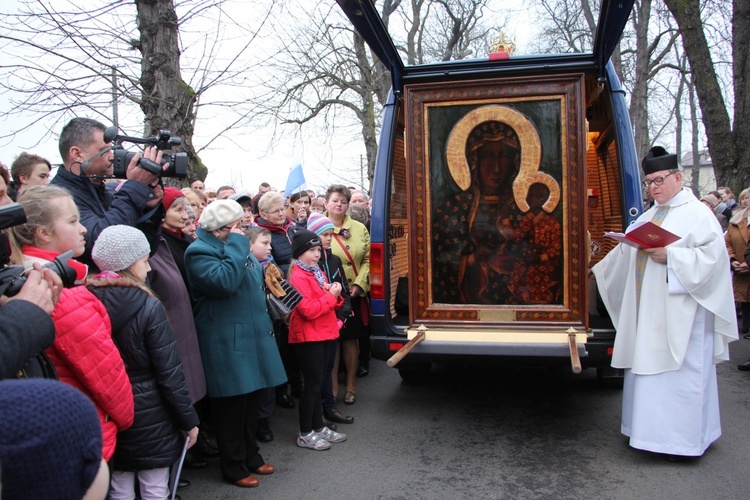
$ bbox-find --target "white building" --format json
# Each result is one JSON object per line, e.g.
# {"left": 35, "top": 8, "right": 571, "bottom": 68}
{"left": 679, "top": 150, "right": 715, "bottom": 196}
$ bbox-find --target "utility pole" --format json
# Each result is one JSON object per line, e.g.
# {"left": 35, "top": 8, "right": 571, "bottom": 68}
{"left": 111, "top": 65, "right": 119, "bottom": 129}
{"left": 360, "top": 154, "right": 364, "bottom": 192}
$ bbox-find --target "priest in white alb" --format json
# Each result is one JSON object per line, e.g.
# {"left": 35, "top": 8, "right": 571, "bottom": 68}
{"left": 592, "top": 146, "right": 738, "bottom": 458}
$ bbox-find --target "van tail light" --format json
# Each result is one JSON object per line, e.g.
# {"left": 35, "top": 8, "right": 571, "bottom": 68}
{"left": 370, "top": 243, "right": 384, "bottom": 299}
{"left": 389, "top": 342, "right": 405, "bottom": 352}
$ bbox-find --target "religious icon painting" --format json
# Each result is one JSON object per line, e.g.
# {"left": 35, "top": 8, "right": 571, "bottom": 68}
{"left": 404, "top": 74, "right": 588, "bottom": 329}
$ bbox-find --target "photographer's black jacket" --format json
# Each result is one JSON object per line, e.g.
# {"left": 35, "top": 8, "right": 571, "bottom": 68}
{"left": 51, "top": 167, "right": 165, "bottom": 271}
{"left": 0, "top": 300, "right": 55, "bottom": 379}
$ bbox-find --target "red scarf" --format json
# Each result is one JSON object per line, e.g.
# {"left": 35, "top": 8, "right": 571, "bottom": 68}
{"left": 162, "top": 226, "right": 183, "bottom": 238}
{"left": 21, "top": 246, "right": 88, "bottom": 281}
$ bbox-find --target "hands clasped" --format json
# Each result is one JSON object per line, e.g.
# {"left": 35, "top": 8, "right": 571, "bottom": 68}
{"left": 327, "top": 282, "right": 342, "bottom": 297}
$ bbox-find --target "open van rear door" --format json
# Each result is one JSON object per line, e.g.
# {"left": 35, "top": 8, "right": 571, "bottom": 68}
{"left": 336, "top": 0, "right": 639, "bottom": 375}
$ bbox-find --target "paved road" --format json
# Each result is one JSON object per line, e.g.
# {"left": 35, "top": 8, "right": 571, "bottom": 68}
{"left": 180, "top": 340, "right": 750, "bottom": 499}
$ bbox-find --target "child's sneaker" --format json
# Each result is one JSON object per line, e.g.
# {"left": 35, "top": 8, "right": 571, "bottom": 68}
{"left": 296, "top": 431, "right": 331, "bottom": 450}
{"left": 316, "top": 426, "right": 347, "bottom": 443}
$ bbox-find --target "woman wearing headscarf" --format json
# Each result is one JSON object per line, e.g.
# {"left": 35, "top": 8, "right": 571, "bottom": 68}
{"left": 432, "top": 121, "right": 527, "bottom": 304}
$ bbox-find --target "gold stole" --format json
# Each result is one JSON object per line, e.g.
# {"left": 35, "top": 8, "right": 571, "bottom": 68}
{"left": 635, "top": 205, "right": 670, "bottom": 317}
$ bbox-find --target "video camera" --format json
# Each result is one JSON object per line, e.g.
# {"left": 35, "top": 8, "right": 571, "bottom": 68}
{"left": 104, "top": 127, "right": 188, "bottom": 179}
{"left": 0, "top": 203, "right": 78, "bottom": 297}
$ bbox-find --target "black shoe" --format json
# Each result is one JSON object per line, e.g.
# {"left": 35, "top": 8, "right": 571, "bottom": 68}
{"left": 324, "top": 408, "right": 354, "bottom": 424}
{"left": 256, "top": 418, "right": 274, "bottom": 442}
{"left": 322, "top": 418, "right": 338, "bottom": 431}
{"left": 743, "top": 333, "right": 750, "bottom": 340}
{"left": 193, "top": 433, "right": 219, "bottom": 459}
{"left": 183, "top": 450, "right": 208, "bottom": 469}
{"left": 356, "top": 363, "right": 369, "bottom": 377}
{"left": 177, "top": 479, "right": 190, "bottom": 490}
{"left": 276, "top": 393, "right": 295, "bottom": 409}
{"left": 738, "top": 359, "right": 750, "bottom": 371}
{"left": 664, "top": 453, "right": 698, "bottom": 463}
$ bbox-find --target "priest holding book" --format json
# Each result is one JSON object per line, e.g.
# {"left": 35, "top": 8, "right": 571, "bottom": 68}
{"left": 592, "top": 146, "right": 738, "bottom": 459}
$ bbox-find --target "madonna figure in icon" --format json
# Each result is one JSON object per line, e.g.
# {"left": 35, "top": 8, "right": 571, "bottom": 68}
{"left": 432, "top": 103, "right": 563, "bottom": 307}
{"left": 433, "top": 120, "right": 526, "bottom": 305}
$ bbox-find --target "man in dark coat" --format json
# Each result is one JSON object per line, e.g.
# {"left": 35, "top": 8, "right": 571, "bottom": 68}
{"left": 51, "top": 118, "right": 166, "bottom": 270}
{"left": 0, "top": 267, "right": 59, "bottom": 379}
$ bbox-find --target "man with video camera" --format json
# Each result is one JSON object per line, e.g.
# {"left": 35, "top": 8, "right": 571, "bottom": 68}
{"left": 0, "top": 265, "right": 61, "bottom": 379}
{"left": 51, "top": 118, "right": 168, "bottom": 270}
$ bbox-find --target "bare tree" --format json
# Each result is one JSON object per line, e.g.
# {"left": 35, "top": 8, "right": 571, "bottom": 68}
{"left": 663, "top": 0, "right": 748, "bottom": 191}
{"left": 134, "top": 0, "right": 202, "bottom": 183}
{"left": 531, "top": 0, "right": 681, "bottom": 161}
{"left": 533, "top": 0, "right": 595, "bottom": 53}
{"left": 624, "top": 0, "right": 679, "bottom": 159}
{"left": 250, "top": 0, "right": 496, "bottom": 192}
{"left": 0, "top": 0, "right": 274, "bottom": 184}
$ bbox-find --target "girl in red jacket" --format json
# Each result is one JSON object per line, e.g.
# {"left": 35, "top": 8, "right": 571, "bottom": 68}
{"left": 11, "top": 185, "right": 134, "bottom": 462}
{"left": 288, "top": 228, "right": 348, "bottom": 450}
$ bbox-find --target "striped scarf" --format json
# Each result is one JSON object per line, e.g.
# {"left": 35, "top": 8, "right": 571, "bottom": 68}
{"left": 294, "top": 259, "right": 327, "bottom": 288}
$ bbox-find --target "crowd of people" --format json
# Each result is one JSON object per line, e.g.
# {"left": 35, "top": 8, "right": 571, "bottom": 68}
{"left": 699, "top": 184, "right": 750, "bottom": 356}
{"left": 0, "top": 117, "right": 373, "bottom": 498}
{"left": 4, "top": 119, "right": 750, "bottom": 497}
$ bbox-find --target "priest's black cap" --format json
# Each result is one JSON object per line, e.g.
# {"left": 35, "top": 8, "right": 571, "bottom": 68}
{"left": 642, "top": 146, "right": 679, "bottom": 175}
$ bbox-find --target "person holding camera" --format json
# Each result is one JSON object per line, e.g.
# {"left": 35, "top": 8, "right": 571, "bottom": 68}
{"left": 51, "top": 117, "right": 168, "bottom": 271}
{"left": 12, "top": 185, "right": 135, "bottom": 461}
{"left": 0, "top": 263, "right": 61, "bottom": 379}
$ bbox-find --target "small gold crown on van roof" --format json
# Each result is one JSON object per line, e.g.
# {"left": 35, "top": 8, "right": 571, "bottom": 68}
{"left": 490, "top": 33, "right": 516, "bottom": 57}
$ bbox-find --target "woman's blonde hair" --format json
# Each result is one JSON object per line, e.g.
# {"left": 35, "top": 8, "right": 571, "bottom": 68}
{"left": 181, "top": 188, "right": 205, "bottom": 219}
{"left": 258, "top": 191, "right": 285, "bottom": 214}
{"left": 739, "top": 187, "right": 750, "bottom": 204}
{"left": 86, "top": 270, "right": 156, "bottom": 299}
{"left": 12, "top": 185, "right": 74, "bottom": 247}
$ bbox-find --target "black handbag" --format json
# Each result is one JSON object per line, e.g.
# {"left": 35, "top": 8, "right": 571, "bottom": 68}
{"left": 266, "top": 278, "right": 303, "bottom": 320}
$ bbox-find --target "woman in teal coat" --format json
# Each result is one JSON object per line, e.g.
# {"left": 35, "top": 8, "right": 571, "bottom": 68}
{"left": 184, "top": 199, "right": 286, "bottom": 488}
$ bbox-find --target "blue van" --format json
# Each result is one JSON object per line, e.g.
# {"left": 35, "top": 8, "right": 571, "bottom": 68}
{"left": 336, "top": 0, "right": 641, "bottom": 380}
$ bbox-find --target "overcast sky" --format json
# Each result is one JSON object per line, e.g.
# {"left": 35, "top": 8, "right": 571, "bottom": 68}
{"left": 0, "top": 0, "right": 370, "bottom": 196}
{"left": 0, "top": 0, "right": 536, "bottom": 196}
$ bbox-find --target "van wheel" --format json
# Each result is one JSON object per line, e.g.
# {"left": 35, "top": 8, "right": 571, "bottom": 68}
{"left": 398, "top": 363, "right": 431, "bottom": 384}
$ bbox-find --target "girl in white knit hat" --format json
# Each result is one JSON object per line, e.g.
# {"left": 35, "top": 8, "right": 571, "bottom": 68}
{"left": 88, "top": 224, "right": 199, "bottom": 500}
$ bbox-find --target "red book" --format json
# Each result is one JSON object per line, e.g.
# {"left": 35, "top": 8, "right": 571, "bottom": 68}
{"left": 604, "top": 220, "right": 681, "bottom": 249}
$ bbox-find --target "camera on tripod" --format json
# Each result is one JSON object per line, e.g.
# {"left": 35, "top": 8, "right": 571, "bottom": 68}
{"left": 0, "top": 203, "right": 78, "bottom": 297}
{"left": 104, "top": 127, "right": 188, "bottom": 179}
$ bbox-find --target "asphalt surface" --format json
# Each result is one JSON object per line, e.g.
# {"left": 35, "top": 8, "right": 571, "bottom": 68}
{"left": 179, "top": 339, "right": 750, "bottom": 500}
